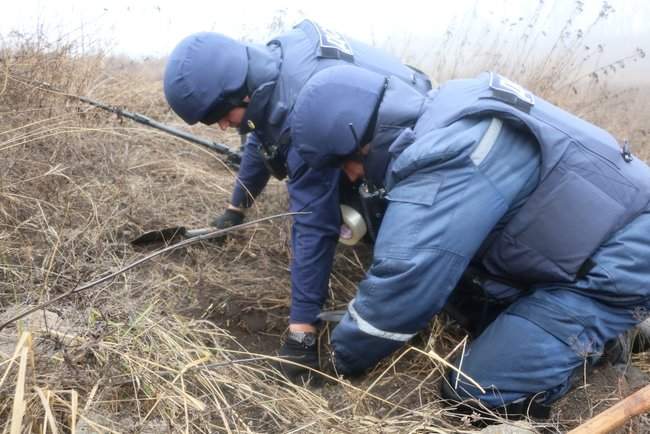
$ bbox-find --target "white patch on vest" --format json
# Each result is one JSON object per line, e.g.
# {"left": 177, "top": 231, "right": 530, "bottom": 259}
{"left": 348, "top": 300, "right": 415, "bottom": 342}
{"left": 306, "top": 20, "right": 354, "bottom": 60}
{"left": 470, "top": 117, "right": 503, "bottom": 166}
{"left": 489, "top": 73, "right": 535, "bottom": 108}
{"left": 320, "top": 27, "right": 353, "bottom": 55}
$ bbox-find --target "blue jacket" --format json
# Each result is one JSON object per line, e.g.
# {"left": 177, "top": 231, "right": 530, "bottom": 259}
{"left": 232, "top": 21, "right": 431, "bottom": 324}
{"left": 329, "top": 72, "right": 650, "bottom": 375}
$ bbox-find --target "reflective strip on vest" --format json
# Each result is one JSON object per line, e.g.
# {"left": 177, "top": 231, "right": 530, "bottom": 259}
{"left": 470, "top": 117, "right": 502, "bottom": 166}
{"left": 348, "top": 300, "right": 416, "bottom": 342}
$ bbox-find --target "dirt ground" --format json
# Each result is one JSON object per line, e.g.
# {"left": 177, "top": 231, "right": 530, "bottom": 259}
{"left": 172, "top": 264, "right": 650, "bottom": 433}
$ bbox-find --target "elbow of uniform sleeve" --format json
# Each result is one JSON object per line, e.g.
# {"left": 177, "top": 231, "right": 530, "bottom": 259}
{"left": 332, "top": 248, "right": 468, "bottom": 375}
{"left": 355, "top": 248, "right": 468, "bottom": 333}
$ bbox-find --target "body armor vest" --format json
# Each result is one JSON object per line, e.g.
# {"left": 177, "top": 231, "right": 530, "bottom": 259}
{"left": 419, "top": 72, "right": 650, "bottom": 283}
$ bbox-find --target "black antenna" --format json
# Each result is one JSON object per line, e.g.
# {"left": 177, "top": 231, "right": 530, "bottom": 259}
{"left": 348, "top": 123, "right": 361, "bottom": 150}
{"left": 7, "top": 73, "right": 242, "bottom": 168}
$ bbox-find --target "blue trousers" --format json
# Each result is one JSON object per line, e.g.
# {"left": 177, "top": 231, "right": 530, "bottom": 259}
{"left": 450, "top": 207, "right": 650, "bottom": 406}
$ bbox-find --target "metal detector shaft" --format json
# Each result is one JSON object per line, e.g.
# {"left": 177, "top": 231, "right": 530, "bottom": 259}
{"left": 75, "top": 94, "right": 242, "bottom": 169}
{"left": 14, "top": 74, "right": 242, "bottom": 170}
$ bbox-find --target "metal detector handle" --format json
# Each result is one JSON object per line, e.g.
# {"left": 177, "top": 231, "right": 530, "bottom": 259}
{"left": 184, "top": 227, "right": 218, "bottom": 238}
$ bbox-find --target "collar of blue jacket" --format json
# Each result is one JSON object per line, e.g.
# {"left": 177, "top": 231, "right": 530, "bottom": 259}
{"left": 238, "top": 44, "right": 282, "bottom": 135}
{"left": 363, "top": 72, "right": 427, "bottom": 188}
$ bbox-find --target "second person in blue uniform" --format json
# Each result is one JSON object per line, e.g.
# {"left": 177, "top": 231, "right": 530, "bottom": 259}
{"left": 289, "top": 64, "right": 650, "bottom": 416}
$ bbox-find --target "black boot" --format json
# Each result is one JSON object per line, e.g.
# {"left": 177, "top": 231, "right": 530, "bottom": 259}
{"left": 440, "top": 380, "right": 552, "bottom": 426}
{"left": 277, "top": 331, "right": 320, "bottom": 385}
{"left": 602, "top": 331, "right": 634, "bottom": 367}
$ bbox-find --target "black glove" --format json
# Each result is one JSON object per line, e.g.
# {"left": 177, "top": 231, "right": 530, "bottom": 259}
{"left": 210, "top": 208, "right": 244, "bottom": 229}
{"left": 277, "top": 331, "right": 320, "bottom": 385}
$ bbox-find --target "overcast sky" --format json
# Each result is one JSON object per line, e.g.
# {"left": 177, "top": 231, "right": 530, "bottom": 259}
{"left": 2, "top": 0, "right": 649, "bottom": 83}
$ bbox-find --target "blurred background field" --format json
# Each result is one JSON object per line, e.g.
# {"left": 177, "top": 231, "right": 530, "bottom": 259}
{"left": 1, "top": 1, "right": 649, "bottom": 432}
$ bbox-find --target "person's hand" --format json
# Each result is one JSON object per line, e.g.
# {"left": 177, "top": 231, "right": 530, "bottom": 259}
{"left": 210, "top": 208, "right": 244, "bottom": 229}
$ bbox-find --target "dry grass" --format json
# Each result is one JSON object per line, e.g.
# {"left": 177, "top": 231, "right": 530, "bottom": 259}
{"left": 1, "top": 7, "right": 649, "bottom": 433}
{"left": 396, "top": 1, "right": 649, "bottom": 153}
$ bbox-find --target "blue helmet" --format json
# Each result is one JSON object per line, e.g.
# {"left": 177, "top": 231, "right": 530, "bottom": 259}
{"left": 164, "top": 32, "right": 248, "bottom": 125}
{"left": 292, "top": 65, "right": 386, "bottom": 170}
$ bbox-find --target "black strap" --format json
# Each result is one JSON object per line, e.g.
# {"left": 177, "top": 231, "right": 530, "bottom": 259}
{"left": 576, "top": 258, "right": 597, "bottom": 279}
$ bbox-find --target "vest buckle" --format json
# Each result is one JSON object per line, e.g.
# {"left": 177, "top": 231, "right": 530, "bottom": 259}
{"left": 621, "top": 139, "right": 633, "bottom": 163}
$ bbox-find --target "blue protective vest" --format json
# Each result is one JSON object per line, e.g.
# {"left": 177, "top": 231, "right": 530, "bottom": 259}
{"left": 418, "top": 72, "right": 650, "bottom": 283}
{"left": 252, "top": 19, "right": 431, "bottom": 152}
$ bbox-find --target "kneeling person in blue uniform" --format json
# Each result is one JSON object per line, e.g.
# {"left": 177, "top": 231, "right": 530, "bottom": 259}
{"left": 290, "top": 65, "right": 650, "bottom": 415}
